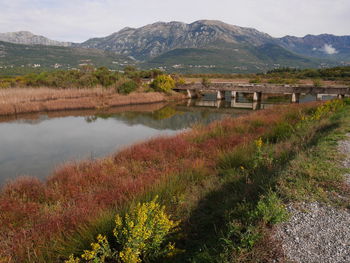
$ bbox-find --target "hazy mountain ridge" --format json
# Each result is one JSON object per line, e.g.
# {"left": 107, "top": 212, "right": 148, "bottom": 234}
{"left": 0, "top": 31, "right": 73, "bottom": 47}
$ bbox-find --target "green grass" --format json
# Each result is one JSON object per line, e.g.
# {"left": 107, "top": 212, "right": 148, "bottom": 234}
{"left": 168, "top": 102, "right": 350, "bottom": 263}
{"left": 277, "top": 106, "right": 350, "bottom": 206}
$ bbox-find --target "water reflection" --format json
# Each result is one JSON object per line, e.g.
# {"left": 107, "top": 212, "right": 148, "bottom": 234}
{"left": 0, "top": 101, "right": 249, "bottom": 184}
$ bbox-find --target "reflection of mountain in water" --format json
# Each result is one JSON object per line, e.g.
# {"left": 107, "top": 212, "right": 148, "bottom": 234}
{"left": 3, "top": 102, "right": 251, "bottom": 130}
{"left": 98, "top": 108, "right": 232, "bottom": 130}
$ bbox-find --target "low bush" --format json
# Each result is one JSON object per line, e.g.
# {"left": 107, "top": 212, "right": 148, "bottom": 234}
{"left": 151, "top": 75, "right": 175, "bottom": 93}
{"left": 118, "top": 80, "right": 138, "bottom": 94}
{"left": 249, "top": 77, "right": 262, "bottom": 84}
{"left": 201, "top": 77, "right": 211, "bottom": 87}
{"left": 218, "top": 144, "right": 256, "bottom": 171}
{"left": 175, "top": 77, "right": 186, "bottom": 86}
{"left": 254, "top": 191, "right": 288, "bottom": 225}
{"left": 264, "top": 121, "right": 294, "bottom": 143}
{"left": 313, "top": 79, "right": 322, "bottom": 87}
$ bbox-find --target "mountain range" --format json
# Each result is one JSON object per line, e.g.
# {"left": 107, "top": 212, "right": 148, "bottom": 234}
{"left": 1, "top": 20, "right": 349, "bottom": 73}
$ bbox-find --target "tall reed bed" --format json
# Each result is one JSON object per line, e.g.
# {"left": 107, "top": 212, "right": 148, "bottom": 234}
{"left": 0, "top": 101, "right": 329, "bottom": 262}
{"left": 0, "top": 87, "right": 175, "bottom": 116}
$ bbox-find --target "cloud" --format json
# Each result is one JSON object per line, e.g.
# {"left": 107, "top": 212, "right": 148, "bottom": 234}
{"left": 0, "top": 0, "right": 349, "bottom": 42}
{"left": 321, "top": 44, "right": 338, "bottom": 55}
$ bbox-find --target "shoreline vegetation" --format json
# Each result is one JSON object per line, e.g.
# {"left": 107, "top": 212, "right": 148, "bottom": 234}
{"left": 1, "top": 98, "right": 349, "bottom": 262}
{"left": 0, "top": 87, "right": 184, "bottom": 116}
{"left": 183, "top": 66, "right": 350, "bottom": 85}
{"left": 0, "top": 65, "right": 349, "bottom": 117}
{"left": 0, "top": 66, "right": 187, "bottom": 116}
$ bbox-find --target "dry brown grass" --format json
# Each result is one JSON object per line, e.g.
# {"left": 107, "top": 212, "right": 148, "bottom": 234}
{"left": 0, "top": 87, "right": 183, "bottom": 116}
{"left": 0, "top": 87, "right": 110, "bottom": 104}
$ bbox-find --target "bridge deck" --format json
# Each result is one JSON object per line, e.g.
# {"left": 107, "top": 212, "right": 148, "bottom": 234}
{"left": 175, "top": 83, "right": 350, "bottom": 95}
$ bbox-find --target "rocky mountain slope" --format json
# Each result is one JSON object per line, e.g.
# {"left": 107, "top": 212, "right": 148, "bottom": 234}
{"left": 278, "top": 34, "right": 350, "bottom": 61}
{"left": 0, "top": 31, "right": 72, "bottom": 47}
{"left": 79, "top": 20, "right": 275, "bottom": 60}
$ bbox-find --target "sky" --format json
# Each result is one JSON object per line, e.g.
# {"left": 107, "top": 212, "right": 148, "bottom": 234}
{"left": 0, "top": 0, "right": 349, "bottom": 43}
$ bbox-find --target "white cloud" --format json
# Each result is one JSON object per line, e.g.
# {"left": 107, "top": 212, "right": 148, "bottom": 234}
{"left": 321, "top": 44, "right": 338, "bottom": 55}
{"left": 0, "top": 0, "right": 349, "bottom": 42}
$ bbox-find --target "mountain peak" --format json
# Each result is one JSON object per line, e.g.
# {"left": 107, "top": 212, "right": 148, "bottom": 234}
{"left": 192, "top": 20, "right": 232, "bottom": 27}
{"left": 9, "top": 31, "right": 34, "bottom": 35}
{"left": 0, "top": 31, "right": 72, "bottom": 47}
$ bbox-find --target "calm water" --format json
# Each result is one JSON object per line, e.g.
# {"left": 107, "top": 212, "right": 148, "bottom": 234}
{"left": 0, "top": 94, "right": 332, "bottom": 184}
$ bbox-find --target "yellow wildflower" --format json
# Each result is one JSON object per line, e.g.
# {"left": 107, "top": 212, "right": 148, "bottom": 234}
{"left": 255, "top": 137, "right": 263, "bottom": 149}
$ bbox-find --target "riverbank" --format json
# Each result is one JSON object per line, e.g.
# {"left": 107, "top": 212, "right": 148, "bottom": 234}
{"left": 0, "top": 99, "right": 347, "bottom": 262}
{"left": 0, "top": 87, "right": 185, "bottom": 116}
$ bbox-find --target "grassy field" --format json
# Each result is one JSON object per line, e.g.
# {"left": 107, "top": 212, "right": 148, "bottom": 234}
{"left": 0, "top": 98, "right": 348, "bottom": 262}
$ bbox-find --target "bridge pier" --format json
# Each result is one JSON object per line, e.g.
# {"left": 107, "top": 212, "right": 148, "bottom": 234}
{"left": 231, "top": 96, "right": 237, "bottom": 108}
{"left": 252, "top": 101, "right": 261, "bottom": 111}
{"left": 253, "top": 92, "right": 262, "bottom": 102}
{"left": 316, "top": 94, "right": 323, "bottom": 101}
{"left": 187, "top": 89, "right": 198, "bottom": 99}
{"left": 217, "top": 91, "right": 225, "bottom": 100}
{"left": 291, "top": 93, "right": 300, "bottom": 103}
{"left": 187, "top": 99, "right": 194, "bottom": 107}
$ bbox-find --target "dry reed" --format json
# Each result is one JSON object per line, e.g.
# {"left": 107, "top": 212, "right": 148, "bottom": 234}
{"left": 0, "top": 87, "right": 181, "bottom": 116}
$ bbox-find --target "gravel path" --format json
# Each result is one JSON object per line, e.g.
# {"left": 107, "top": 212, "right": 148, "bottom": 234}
{"left": 275, "top": 202, "right": 350, "bottom": 263}
{"left": 274, "top": 135, "right": 350, "bottom": 263}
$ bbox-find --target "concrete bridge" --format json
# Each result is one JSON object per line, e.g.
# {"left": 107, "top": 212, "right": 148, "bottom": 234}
{"left": 174, "top": 82, "right": 350, "bottom": 103}
{"left": 191, "top": 99, "right": 272, "bottom": 110}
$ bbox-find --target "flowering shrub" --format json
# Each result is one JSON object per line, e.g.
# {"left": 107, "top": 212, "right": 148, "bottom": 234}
{"left": 253, "top": 137, "right": 264, "bottom": 169}
{"left": 66, "top": 197, "right": 178, "bottom": 263}
{"left": 114, "top": 196, "right": 178, "bottom": 263}
{"left": 66, "top": 235, "right": 113, "bottom": 263}
{"left": 151, "top": 75, "right": 175, "bottom": 93}
{"left": 303, "top": 99, "right": 345, "bottom": 121}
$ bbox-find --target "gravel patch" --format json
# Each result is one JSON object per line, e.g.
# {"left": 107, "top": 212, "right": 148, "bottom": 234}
{"left": 275, "top": 202, "right": 350, "bottom": 263}
{"left": 274, "top": 134, "right": 350, "bottom": 263}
